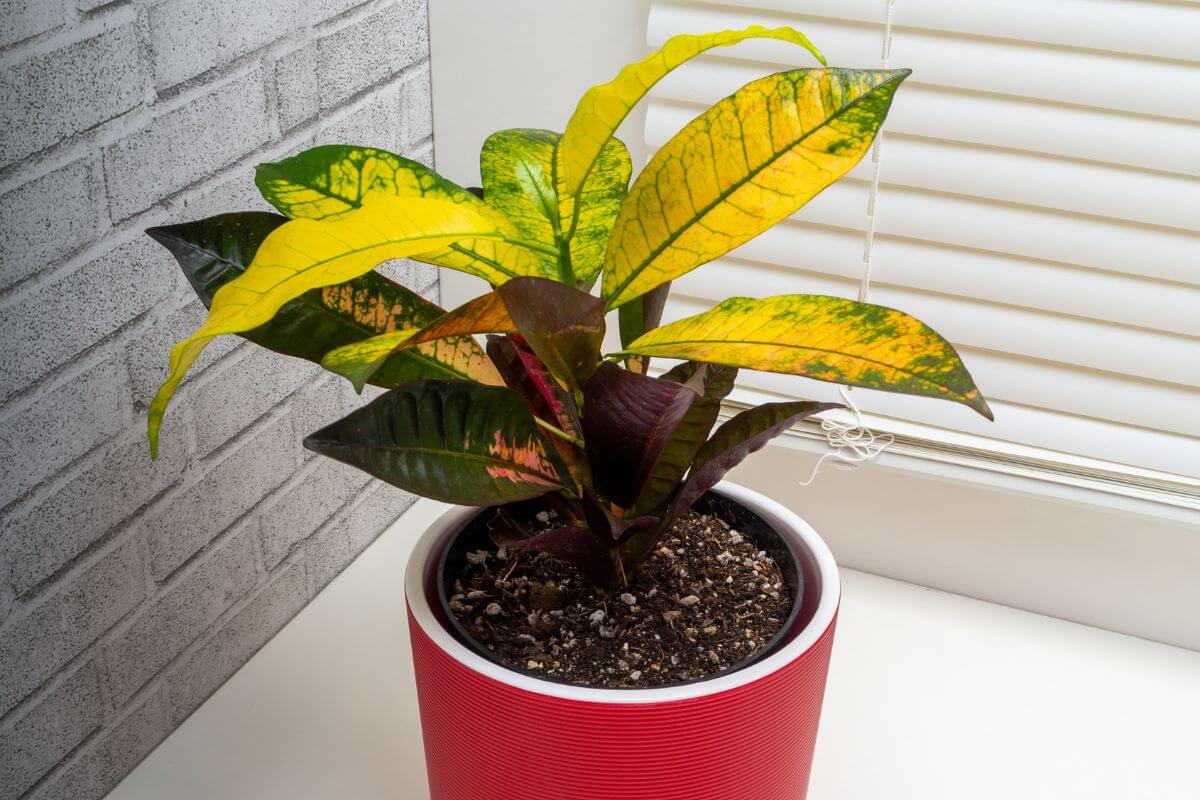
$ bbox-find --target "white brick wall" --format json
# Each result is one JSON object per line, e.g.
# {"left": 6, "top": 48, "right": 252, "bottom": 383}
{"left": 0, "top": 2, "right": 435, "bottom": 797}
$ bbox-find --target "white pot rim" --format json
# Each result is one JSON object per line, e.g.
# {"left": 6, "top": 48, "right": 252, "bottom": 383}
{"left": 404, "top": 481, "right": 840, "bottom": 705}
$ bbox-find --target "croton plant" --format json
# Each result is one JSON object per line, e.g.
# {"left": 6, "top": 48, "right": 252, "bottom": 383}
{"left": 147, "top": 26, "right": 991, "bottom": 590}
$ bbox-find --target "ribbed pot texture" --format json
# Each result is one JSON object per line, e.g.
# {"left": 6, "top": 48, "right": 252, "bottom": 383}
{"left": 404, "top": 482, "right": 839, "bottom": 800}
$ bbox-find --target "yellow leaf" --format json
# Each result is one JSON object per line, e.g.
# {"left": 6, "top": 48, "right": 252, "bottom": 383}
{"left": 256, "top": 144, "right": 554, "bottom": 281}
{"left": 603, "top": 68, "right": 909, "bottom": 309}
{"left": 622, "top": 294, "right": 993, "bottom": 419}
{"left": 148, "top": 196, "right": 503, "bottom": 455}
{"left": 322, "top": 291, "right": 515, "bottom": 390}
{"left": 560, "top": 25, "right": 825, "bottom": 198}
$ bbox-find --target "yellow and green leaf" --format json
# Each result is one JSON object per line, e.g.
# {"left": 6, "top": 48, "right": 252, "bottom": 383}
{"left": 559, "top": 25, "right": 825, "bottom": 198}
{"left": 255, "top": 144, "right": 554, "bottom": 282}
{"left": 622, "top": 294, "right": 993, "bottom": 419}
{"left": 602, "top": 68, "right": 910, "bottom": 309}
{"left": 146, "top": 211, "right": 498, "bottom": 397}
{"left": 321, "top": 291, "right": 515, "bottom": 391}
{"left": 148, "top": 196, "right": 505, "bottom": 456}
{"left": 480, "top": 129, "right": 630, "bottom": 286}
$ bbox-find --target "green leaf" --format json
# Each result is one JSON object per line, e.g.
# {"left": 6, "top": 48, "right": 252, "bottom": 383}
{"left": 602, "top": 68, "right": 910, "bottom": 309}
{"left": 623, "top": 294, "right": 993, "bottom": 420}
{"left": 496, "top": 276, "right": 606, "bottom": 389}
{"left": 145, "top": 211, "right": 498, "bottom": 388}
{"left": 255, "top": 143, "right": 555, "bottom": 281}
{"left": 480, "top": 129, "right": 631, "bottom": 286}
{"left": 303, "top": 380, "right": 573, "bottom": 505}
{"left": 634, "top": 361, "right": 737, "bottom": 515}
{"left": 560, "top": 25, "right": 825, "bottom": 199}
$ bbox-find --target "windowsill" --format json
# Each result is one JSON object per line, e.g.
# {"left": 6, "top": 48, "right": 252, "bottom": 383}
{"left": 107, "top": 499, "right": 1200, "bottom": 800}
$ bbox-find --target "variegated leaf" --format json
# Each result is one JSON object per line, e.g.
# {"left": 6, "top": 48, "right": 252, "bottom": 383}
{"left": 602, "top": 68, "right": 909, "bottom": 309}
{"left": 622, "top": 294, "right": 992, "bottom": 419}
{"left": 304, "top": 380, "right": 573, "bottom": 505}
{"left": 256, "top": 144, "right": 555, "bottom": 281}
{"left": 480, "top": 128, "right": 630, "bottom": 286}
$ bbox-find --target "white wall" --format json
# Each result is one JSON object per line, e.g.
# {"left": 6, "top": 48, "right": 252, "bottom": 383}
{"left": 429, "top": 0, "right": 651, "bottom": 308}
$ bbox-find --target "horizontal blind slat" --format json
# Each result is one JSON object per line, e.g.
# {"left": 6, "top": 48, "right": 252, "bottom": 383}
{"left": 683, "top": 0, "right": 1200, "bottom": 62}
{"left": 650, "top": 3, "right": 1200, "bottom": 120}
{"left": 667, "top": 260, "right": 1200, "bottom": 390}
{"left": 651, "top": 61, "right": 1200, "bottom": 177}
{"left": 661, "top": 297, "right": 1200, "bottom": 476}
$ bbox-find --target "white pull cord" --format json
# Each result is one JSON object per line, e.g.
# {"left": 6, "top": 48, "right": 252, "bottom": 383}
{"left": 798, "top": 2, "right": 899, "bottom": 488}
{"left": 797, "top": 388, "right": 893, "bottom": 487}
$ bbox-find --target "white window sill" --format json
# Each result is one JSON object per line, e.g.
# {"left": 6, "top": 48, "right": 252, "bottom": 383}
{"left": 108, "top": 499, "right": 1200, "bottom": 800}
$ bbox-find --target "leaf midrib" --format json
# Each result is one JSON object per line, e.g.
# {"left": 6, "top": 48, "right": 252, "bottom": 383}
{"left": 627, "top": 335, "right": 967, "bottom": 399}
{"left": 338, "top": 442, "right": 565, "bottom": 484}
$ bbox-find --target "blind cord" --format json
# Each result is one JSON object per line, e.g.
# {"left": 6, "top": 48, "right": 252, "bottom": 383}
{"left": 801, "top": 0, "right": 898, "bottom": 487}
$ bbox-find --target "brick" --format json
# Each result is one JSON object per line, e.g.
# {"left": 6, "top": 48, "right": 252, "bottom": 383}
{"left": 317, "top": 0, "right": 428, "bottom": 109}
{"left": 0, "top": 0, "right": 66, "bottom": 48}
{"left": 0, "top": 160, "right": 100, "bottom": 291}
{"left": 0, "top": 236, "right": 182, "bottom": 402}
{"left": 164, "top": 562, "right": 307, "bottom": 724}
{"left": 148, "top": 0, "right": 308, "bottom": 89}
{"left": 401, "top": 63, "right": 433, "bottom": 147}
{"left": 103, "top": 68, "right": 270, "bottom": 220}
{"left": 0, "top": 358, "right": 130, "bottom": 509}
{"left": 0, "top": 536, "right": 143, "bottom": 717}
{"left": 305, "top": 519, "right": 353, "bottom": 593}
{"left": 260, "top": 458, "right": 369, "bottom": 569}
{"left": 274, "top": 43, "right": 320, "bottom": 132}
{"left": 145, "top": 414, "right": 296, "bottom": 578}
{"left": 166, "top": 163, "right": 279, "bottom": 220}
{"left": 0, "top": 661, "right": 103, "bottom": 799}
{"left": 376, "top": 257, "right": 438, "bottom": 292}
{"left": 125, "top": 299, "right": 242, "bottom": 409}
{"left": 104, "top": 523, "right": 259, "bottom": 706}
{"left": 1, "top": 426, "right": 189, "bottom": 598}
{"left": 28, "top": 691, "right": 166, "bottom": 800}
{"left": 320, "top": 76, "right": 408, "bottom": 152}
{"left": 190, "top": 345, "right": 318, "bottom": 456}
{"left": 343, "top": 481, "right": 415, "bottom": 557}
{"left": 0, "top": 23, "right": 145, "bottom": 167}
{"left": 289, "top": 374, "right": 356, "bottom": 457}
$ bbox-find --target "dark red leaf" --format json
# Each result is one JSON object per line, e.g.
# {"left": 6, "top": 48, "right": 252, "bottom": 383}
{"left": 496, "top": 276, "right": 605, "bottom": 387}
{"left": 506, "top": 526, "right": 615, "bottom": 588}
{"left": 582, "top": 362, "right": 697, "bottom": 508}
{"left": 678, "top": 400, "right": 841, "bottom": 511}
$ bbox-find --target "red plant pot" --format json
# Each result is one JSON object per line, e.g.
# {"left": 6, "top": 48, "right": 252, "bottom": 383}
{"left": 405, "top": 481, "right": 839, "bottom": 800}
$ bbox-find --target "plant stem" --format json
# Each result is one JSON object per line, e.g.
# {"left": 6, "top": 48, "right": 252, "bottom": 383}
{"left": 534, "top": 417, "right": 585, "bottom": 449}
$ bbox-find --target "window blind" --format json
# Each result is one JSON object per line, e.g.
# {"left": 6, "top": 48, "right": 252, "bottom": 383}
{"left": 643, "top": 0, "right": 1200, "bottom": 492}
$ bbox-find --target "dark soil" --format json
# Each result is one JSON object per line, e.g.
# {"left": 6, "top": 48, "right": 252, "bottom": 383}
{"left": 446, "top": 509, "right": 792, "bottom": 688}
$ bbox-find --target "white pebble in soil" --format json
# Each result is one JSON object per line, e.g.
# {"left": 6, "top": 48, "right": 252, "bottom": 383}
{"left": 588, "top": 609, "right": 605, "bottom": 625}
{"left": 619, "top": 593, "right": 637, "bottom": 605}
{"left": 484, "top": 602, "right": 502, "bottom": 616}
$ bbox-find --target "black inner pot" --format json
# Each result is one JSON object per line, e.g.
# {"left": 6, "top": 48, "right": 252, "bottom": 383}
{"left": 434, "top": 490, "right": 806, "bottom": 689}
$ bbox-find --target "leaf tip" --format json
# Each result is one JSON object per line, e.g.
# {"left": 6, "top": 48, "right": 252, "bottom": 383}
{"left": 972, "top": 393, "right": 995, "bottom": 422}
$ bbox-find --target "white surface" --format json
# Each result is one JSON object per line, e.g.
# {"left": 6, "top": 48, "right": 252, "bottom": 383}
{"left": 108, "top": 500, "right": 1200, "bottom": 800}
{"left": 404, "top": 482, "right": 840, "bottom": 703}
